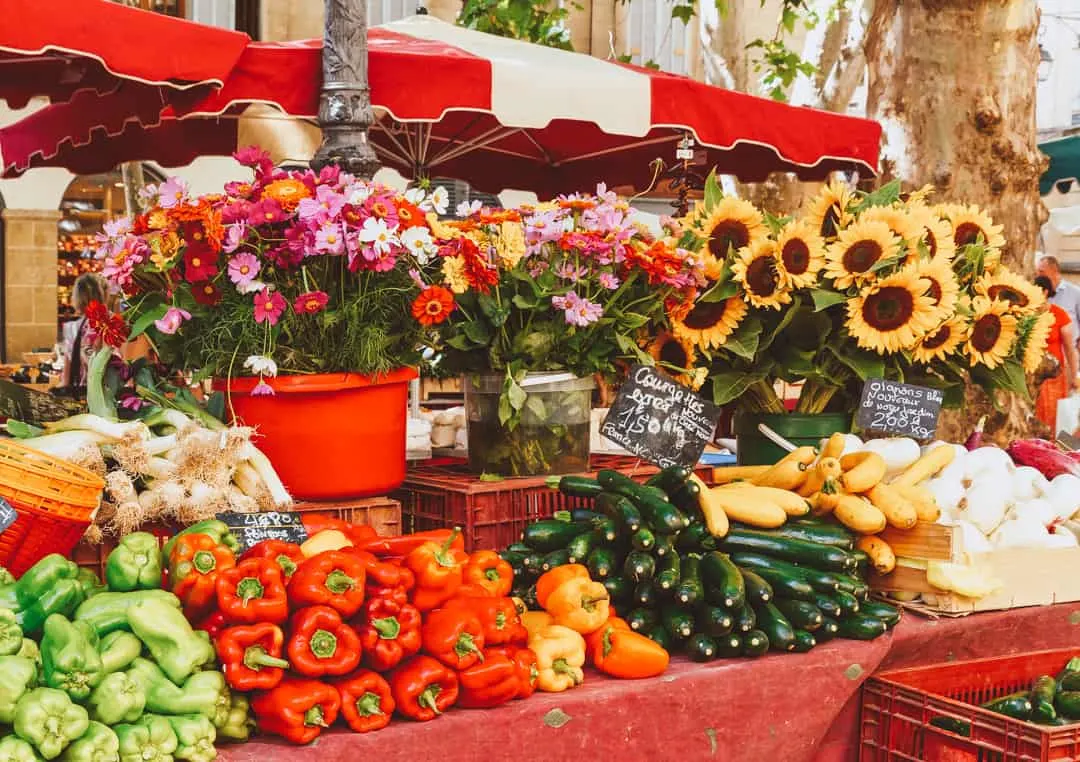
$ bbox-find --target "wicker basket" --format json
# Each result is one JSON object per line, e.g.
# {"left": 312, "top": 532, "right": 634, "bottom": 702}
{"left": 0, "top": 439, "right": 105, "bottom": 575}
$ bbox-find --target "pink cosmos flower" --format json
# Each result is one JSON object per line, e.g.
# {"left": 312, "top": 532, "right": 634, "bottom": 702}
{"left": 253, "top": 289, "right": 286, "bottom": 326}
{"left": 157, "top": 177, "right": 189, "bottom": 209}
{"left": 298, "top": 185, "right": 346, "bottom": 224}
{"left": 103, "top": 216, "right": 133, "bottom": 238}
{"left": 293, "top": 290, "right": 329, "bottom": 315}
{"left": 154, "top": 306, "right": 191, "bottom": 335}
{"left": 222, "top": 223, "right": 246, "bottom": 254}
{"left": 228, "top": 252, "right": 261, "bottom": 287}
{"left": 251, "top": 378, "right": 275, "bottom": 396}
{"left": 598, "top": 272, "right": 620, "bottom": 290}
{"left": 248, "top": 198, "right": 287, "bottom": 226}
{"left": 554, "top": 261, "right": 588, "bottom": 281}
{"left": 233, "top": 146, "right": 273, "bottom": 176}
{"left": 314, "top": 222, "right": 345, "bottom": 255}
{"left": 553, "top": 291, "right": 603, "bottom": 327}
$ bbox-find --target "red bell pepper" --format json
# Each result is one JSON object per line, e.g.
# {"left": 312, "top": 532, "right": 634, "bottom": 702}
{"left": 462, "top": 551, "right": 513, "bottom": 597}
{"left": 356, "top": 529, "right": 465, "bottom": 558}
{"left": 251, "top": 677, "right": 341, "bottom": 745}
{"left": 288, "top": 550, "right": 367, "bottom": 618}
{"left": 287, "top": 605, "right": 362, "bottom": 678}
{"left": 350, "top": 550, "right": 413, "bottom": 590}
{"left": 215, "top": 558, "right": 289, "bottom": 625}
{"left": 217, "top": 623, "right": 291, "bottom": 692}
{"left": 388, "top": 656, "right": 459, "bottom": 721}
{"left": 356, "top": 597, "right": 422, "bottom": 672}
{"left": 454, "top": 583, "right": 494, "bottom": 598}
{"left": 487, "top": 645, "right": 539, "bottom": 700}
{"left": 405, "top": 529, "right": 468, "bottom": 611}
{"left": 240, "top": 540, "right": 306, "bottom": 579}
{"left": 334, "top": 670, "right": 394, "bottom": 733}
{"left": 169, "top": 533, "right": 237, "bottom": 620}
{"left": 444, "top": 597, "right": 528, "bottom": 646}
{"left": 420, "top": 607, "right": 485, "bottom": 670}
{"left": 300, "top": 516, "right": 379, "bottom": 546}
{"left": 196, "top": 610, "right": 228, "bottom": 641}
{"left": 456, "top": 649, "right": 520, "bottom": 709}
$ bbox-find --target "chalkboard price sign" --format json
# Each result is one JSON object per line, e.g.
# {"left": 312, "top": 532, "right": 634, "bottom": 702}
{"left": 600, "top": 364, "right": 719, "bottom": 469}
{"left": 216, "top": 511, "right": 309, "bottom": 553}
{"left": 0, "top": 498, "right": 16, "bottom": 535}
{"left": 856, "top": 378, "right": 943, "bottom": 440}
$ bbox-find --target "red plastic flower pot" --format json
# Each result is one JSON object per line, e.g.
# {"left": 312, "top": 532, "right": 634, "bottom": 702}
{"left": 214, "top": 368, "right": 418, "bottom": 501}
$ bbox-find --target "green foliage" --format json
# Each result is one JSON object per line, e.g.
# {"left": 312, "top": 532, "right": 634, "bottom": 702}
{"left": 456, "top": 0, "right": 578, "bottom": 50}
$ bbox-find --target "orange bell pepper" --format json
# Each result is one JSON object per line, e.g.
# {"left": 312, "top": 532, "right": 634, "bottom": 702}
{"left": 462, "top": 551, "right": 513, "bottom": 597}
{"left": 585, "top": 616, "right": 629, "bottom": 655}
{"left": 169, "top": 533, "right": 236, "bottom": 620}
{"left": 543, "top": 576, "right": 610, "bottom": 634}
{"left": 405, "top": 529, "right": 468, "bottom": 611}
{"left": 589, "top": 623, "right": 669, "bottom": 679}
{"left": 535, "top": 564, "right": 589, "bottom": 609}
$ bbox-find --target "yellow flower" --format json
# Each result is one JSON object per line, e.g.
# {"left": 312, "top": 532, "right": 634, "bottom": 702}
{"left": 846, "top": 266, "right": 940, "bottom": 354}
{"left": 494, "top": 221, "right": 526, "bottom": 268}
{"left": 912, "top": 256, "right": 960, "bottom": 322}
{"left": 774, "top": 219, "right": 826, "bottom": 289}
{"left": 805, "top": 179, "right": 854, "bottom": 239}
{"left": 442, "top": 256, "right": 470, "bottom": 294}
{"left": 913, "top": 317, "right": 968, "bottom": 365}
{"left": 690, "top": 196, "right": 768, "bottom": 262}
{"left": 966, "top": 297, "right": 1019, "bottom": 369}
{"left": 824, "top": 220, "right": 901, "bottom": 290}
{"left": 427, "top": 213, "right": 461, "bottom": 240}
{"left": 731, "top": 240, "right": 792, "bottom": 310}
{"left": 147, "top": 209, "right": 169, "bottom": 230}
{"left": 906, "top": 203, "right": 957, "bottom": 262}
{"left": 905, "top": 184, "right": 935, "bottom": 205}
{"left": 149, "top": 231, "right": 181, "bottom": 269}
{"left": 261, "top": 178, "right": 311, "bottom": 211}
{"left": 1021, "top": 311, "right": 1055, "bottom": 374}
{"left": 670, "top": 296, "right": 748, "bottom": 351}
{"left": 942, "top": 204, "right": 1006, "bottom": 255}
{"left": 648, "top": 332, "right": 699, "bottom": 387}
{"left": 860, "top": 205, "right": 924, "bottom": 251}
{"left": 973, "top": 267, "right": 1045, "bottom": 316}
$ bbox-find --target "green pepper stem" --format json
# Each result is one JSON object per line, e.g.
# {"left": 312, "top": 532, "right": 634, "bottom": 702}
{"left": 324, "top": 569, "right": 356, "bottom": 594}
{"left": 356, "top": 692, "right": 385, "bottom": 717}
{"left": 235, "top": 577, "right": 265, "bottom": 605}
{"left": 484, "top": 568, "right": 501, "bottom": 582}
{"left": 454, "top": 632, "right": 483, "bottom": 661}
{"left": 304, "top": 705, "right": 328, "bottom": 728}
{"left": 243, "top": 646, "right": 289, "bottom": 671}
{"left": 418, "top": 684, "right": 442, "bottom": 716}
{"left": 435, "top": 528, "right": 462, "bottom": 567}
{"left": 309, "top": 629, "right": 338, "bottom": 659}
{"left": 553, "top": 658, "right": 582, "bottom": 684}
{"left": 192, "top": 550, "right": 217, "bottom": 574}
{"left": 371, "top": 616, "right": 401, "bottom": 640}
{"left": 276, "top": 555, "right": 297, "bottom": 578}
{"left": 580, "top": 595, "right": 608, "bottom": 611}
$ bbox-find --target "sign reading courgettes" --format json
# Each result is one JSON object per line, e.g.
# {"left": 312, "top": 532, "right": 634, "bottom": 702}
{"left": 216, "top": 510, "right": 308, "bottom": 553}
{"left": 856, "top": 378, "right": 943, "bottom": 440}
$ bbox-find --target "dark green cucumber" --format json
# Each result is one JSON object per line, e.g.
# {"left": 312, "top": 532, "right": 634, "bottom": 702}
{"left": 641, "top": 485, "right": 672, "bottom": 503}
{"left": 677, "top": 522, "right": 717, "bottom": 553}
{"left": 541, "top": 548, "right": 571, "bottom": 572}
{"left": 741, "top": 629, "right": 769, "bottom": 657}
{"left": 520, "top": 551, "right": 545, "bottom": 572}
{"left": 859, "top": 600, "right": 901, "bottom": 628}
{"left": 631, "top": 527, "right": 656, "bottom": 552}
{"left": 1060, "top": 673, "right": 1080, "bottom": 693}
{"left": 598, "top": 469, "right": 689, "bottom": 533}
{"left": 624, "top": 551, "right": 656, "bottom": 583}
{"left": 523, "top": 520, "right": 587, "bottom": 552}
{"left": 717, "top": 528, "right": 857, "bottom": 572}
{"left": 625, "top": 607, "right": 659, "bottom": 633}
{"left": 733, "top": 603, "right": 756, "bottom": 633}
{"left": 595, "top": 492, "right": 642, "bottom": 533}
{"left": 833, "top": 590, "right": 861, "bottom": 616}
{"left": 557, "top": 476, "right": 605, "bottom": 499}
{"left": 675, "top": 554, "right": 704, "bottom": 606}
{"left": 929, "top": 717, "right": 971, "bottom": 737}
{"left": 520, "top": 586, "right": 539, "bottom": 611}
{"left": 792, "top": 630, "right": 817, "bottom": 653}
{"left": 661, "top": 604, "right": 695, "bottom": 643}
{"left": 653, "top": 534, "right": 678, "bottom": 558}
{"left": 981, "top": 692, "right": 1032, "bottom": 721}
{"left": 696, "top": 604, "right": 734, "bottom": 637}
{"left": 634, "top": 580, "right": 659, "bottom": 608}
{"left": 835, "top": 614, "right": 887, "bottom": 641}
{"left": 587, "top": 547, "right": 618, "bottom": 579}
{"left": 1055, "top": 691, "right": 1080, "bottom": 720}
{"left": 754, "top": 602, "right": 797, "bottom": 652}
{"left": 851, "top": 549, "right": 870, "bottom": 575}
{"left": 816, "top": 617, "right": 840, "bottom": 642}
{"left": 570, "top": 508, "right": 604, "bottom": 522}
{"left": 731, "top": 555, "right": 816, "bottom": 602}
{"left": 686, "top": 634, "right": 718, "bottom": 662}
{"left": 646, "top": 465, "right": 692, "bottom": 494}
{"left": 654, "top": 551, "right": 681, "bottom": 594}
{"left": 669, "top": 478, "right": 702, "bottom": 514}
{"left": 1031, "top": 676, "right": 1058, "bottom": 723}
{"left": 749, "top": 520, "right": 855, "bottom": 550}
{"left": 740, "top": 569, "right": 773, "bottom": 606}
{"left": 811, "top": 592, "right": 843, "bottom": 620}
{"left": 774, "top": 599, "right": 824, "bottom": 632}
{"left": 645, "top": 624, "right": 671, "bottom": 651}
{"left": 566, "top": 532, "right": 597, "bottom": 564}
{"left": 715, "top": 632, "right": 743, "bottom": 658}
{"left": 603, "top": 576, "right": 634, "bottom": 606}
{"left": 593, "top": 517, "right": 619, "bottom": 544}
{"left": 506, "top": 543, "right": 532, "bottom": 554}
{"left": 700, "top": 552, "right": 746, "bottom": 609}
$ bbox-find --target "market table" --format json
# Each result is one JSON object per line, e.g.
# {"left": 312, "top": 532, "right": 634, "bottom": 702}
{"left": 219, "top": 603, "right": 1080, "bottom": 762}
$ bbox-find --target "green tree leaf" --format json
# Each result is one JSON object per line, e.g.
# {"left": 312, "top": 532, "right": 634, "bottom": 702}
{"left": 809, "top": 288, "right": 848, "bottom": 312}
{"left": 710, "top": 368, "right": 767, "bottom": 406}
{"left": 723, "top": 314, "right": 763, "bottom": 360}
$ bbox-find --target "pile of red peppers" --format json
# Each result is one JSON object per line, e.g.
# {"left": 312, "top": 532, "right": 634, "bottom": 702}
{"left": 188, "top": 517, "right": 537, "bottom": 745}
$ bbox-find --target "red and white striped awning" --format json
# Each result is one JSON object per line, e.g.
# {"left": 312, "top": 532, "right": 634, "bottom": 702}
{"left": 0, "top": 15, "right": 881, "bottom": 195}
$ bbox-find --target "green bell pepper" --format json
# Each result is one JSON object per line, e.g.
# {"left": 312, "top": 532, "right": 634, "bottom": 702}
{"left": 74, "top": 570, "right": 106, "bottom": 601}
{"left": 0, "top": 737, "right": 38, "bottom": 762}
{"left": 16, "top": 638, "right": 40, "bottom": 666}
{"left": 58, "top": 721, "right": 118, "bottom": 762}
{"left": 0, "top": 608, "right": 23, "bottom": 655}
{"left": 105, "top": 533, "right": 163, "bottom": 593}
{"left": 17, "top": 580, "right": 85, "bottom": 636}
{"left": 73, "top": 591, "right": 179, "bottom": 638}
{"left": 0, "top": 655, "right": 38, "bottom": 723}
{"left": 15, "top": 556, "right": 79, "bottom": 609}
{"left": 126, "top": 599, "right": 213, "bottom": 684}
{"left": 114, "top": 716, "right": 177, "bottom": 762}
{"left": 126, "top": 659, "right": 227, "bottom": 720}
{"left": 0, "top": 566, "right": 17, "bottom": 586}
{"left": 214, "top": 694, "right": 254, "bottom": 743}
{"left": 161, "top": 521, "right": 239, "bottom": 562}
{"left": 165, "top": 715, "right": 216, "bottom": 762}
{"left": 41, "top": 615, "right": 104, "bottom": 702}
{"left": 13, "top": 687, "right": 89, "bottom": 760}
{"left": 88, "top": 671, "right": 144, "bottom": 726}
{"left": 98, "top": 631, "right": 141, "bottom": 674}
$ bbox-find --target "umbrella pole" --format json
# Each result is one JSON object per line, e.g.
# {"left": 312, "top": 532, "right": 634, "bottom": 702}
{"left": 312, "top": 0, "right": 381, "bottom": 180}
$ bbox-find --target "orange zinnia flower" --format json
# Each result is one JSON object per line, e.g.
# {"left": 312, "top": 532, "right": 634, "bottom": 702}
{"left": 412, "top": 286, "right": 456, "bottom": 326}
{"left": 261, "top": 178, "right": 311, "bottom": 211}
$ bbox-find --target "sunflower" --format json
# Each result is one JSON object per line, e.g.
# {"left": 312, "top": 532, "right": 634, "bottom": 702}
{"left": 805, "top": 179, "right": 854, "bottom": 239}
{"left": 904, "top": 184, "right": 936, "bottom": 205}
{"left": 824, "top": 220, "right": 901, "bottom": 289}
{"left": 973, "top": 267, "right": 1045, "bottom": 315}
{"left": 846, "top": 266, "right": 940, "bottom": 354}
{"left": 691, "top": 197, "right": 768, "bottom": 262}
{"left": 670, "top": 296, "right": 748, "bottom": 351}
{"left": 944, "top": 204, "right": 1006, "bottom": 254}
{"left": 1020, "top": 311, "right": 1055, "bottom": 374}
{"left": 966, "top": 298, "right": 1019, "bottom": 369}
{"left": 912, "top": 317, "right": 968, "bottom": 364}
{"left": 775, "top": 219, "right": 826, "bottom": 288}
{"left": 906, "top": 203, "right": 957, "bottom": 262}
{"left": 912, "top": 256, "right": 961, "bottom": 321}
{"left": 648, "top": 331, "right": 699, "bottom": 386}
{"left": 731, "top": 240, "right": 792, "bottom": 310}
{"left": 860, "top": 205, "right": 924, "bottom": 251}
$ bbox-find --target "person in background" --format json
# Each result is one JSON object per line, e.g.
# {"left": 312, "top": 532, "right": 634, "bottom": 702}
{"left": 58, "top": 273, "right": 110, "bottom": 393}
{"left": 1034, "top": 275, "right": 1079, "bottom": 432}
{"left": 1037, "top": 255, "right": 1080, "bottom": 343}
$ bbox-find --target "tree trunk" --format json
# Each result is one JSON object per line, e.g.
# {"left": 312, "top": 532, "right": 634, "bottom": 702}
{"left": 863, "top": 0, "right": 1047, "bottom": 444}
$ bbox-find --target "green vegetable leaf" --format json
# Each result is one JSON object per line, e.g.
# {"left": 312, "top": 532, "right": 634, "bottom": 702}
{"left": 710, "top": 369, "right": 767, "bottom": 406}
{"left": 828, "top": 344, "right": 884, "bottom": 381}
{"left": 128, "top": 303, "right": 168, "bottom": 340}
{"left": 723, "top": 314, "right": 762, "bottom": 360}
{"left": 703, "top": 169, "right": 723, "bottom": 209}
{"left": 809, "top": 288, "right": 848, "bottom": 312}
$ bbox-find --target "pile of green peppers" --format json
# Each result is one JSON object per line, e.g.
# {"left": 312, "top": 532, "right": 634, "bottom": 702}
{"left": 0, "top": 533, "right": 254, "bottom": 762}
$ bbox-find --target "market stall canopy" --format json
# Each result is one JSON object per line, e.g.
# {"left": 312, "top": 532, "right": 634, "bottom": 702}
{"left": 1040, "top": 135, "right": 1080, "bottom": 196}
{"left": 0, "top": 0, "right": 250, "bottom": 110}
{"left": 0, "top": 15, "right": 882, "bottom": 196}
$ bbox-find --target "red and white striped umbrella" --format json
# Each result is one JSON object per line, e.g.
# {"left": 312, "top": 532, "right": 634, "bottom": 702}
{"left": 0, "top": 15, "right": 881, "bottom": 195}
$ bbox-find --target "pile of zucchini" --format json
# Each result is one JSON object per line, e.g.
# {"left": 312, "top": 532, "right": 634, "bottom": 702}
{"left": 502, "top": 466, "right": 901, "bottom": 661}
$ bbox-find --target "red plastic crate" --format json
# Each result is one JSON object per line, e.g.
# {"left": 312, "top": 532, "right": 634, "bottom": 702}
{"left": 393, "top": 455, "right": 711, "bottom": 551}
{"left": 860, "top": 648, "right": 1080, "bottom": 762}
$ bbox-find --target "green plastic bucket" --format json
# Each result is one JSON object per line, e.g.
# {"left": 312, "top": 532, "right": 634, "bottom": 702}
{"left": 732, "top": 412, "right": 851, "bottom": 465}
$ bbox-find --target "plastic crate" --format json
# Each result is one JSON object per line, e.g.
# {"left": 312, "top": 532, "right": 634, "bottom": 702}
{"left": 393, "top": 455, "right": 711, "bottom": 551}
{"left": 860, "top": 648, "right": 1080, "bottom": 762}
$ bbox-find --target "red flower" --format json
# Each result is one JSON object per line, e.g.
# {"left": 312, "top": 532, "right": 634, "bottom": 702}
{"left": 395, "top": 200, "right": 428, "bottom": 230}
{"left": 84, "top": 300, "right": 129, "bottom": 348}
{"left": 193, "top": 282, "right": 222, "bottom": 306}
{"left": 452, "top": 237, "right": 499, "bottom": 295}
{"left": 292, "top": 291, "right": 329, "bottom": 315}
{"left": 253, "top": 289, "right": 287, "bottom": 326}
{"left": 411, "top": 286, "right": 456, "bottom": 326}
{"left": 184, "top": 246, "right": 219, "bottom": 283}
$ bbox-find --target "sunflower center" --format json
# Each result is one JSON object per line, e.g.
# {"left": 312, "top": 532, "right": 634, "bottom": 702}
{"left": 862, "top": 286, "right": 915, "bottom": 331}
{"left": 708, "top": 222, "right": 751, "bottom": 259}
{"left": 971, "top": 314, "right": 1003, "bottom": 352}
{"left": 781, "top": 239, "right": 811, "bottom": 275}
{"left": 842, "top": 241, "right": 884, "bottom": 274}
{"left": 746, "top": 256, "right": 779, "bottom": 296}
{"left": 925, "top": 278, "right": 943, "bottom": 305}
{"left": 821, "top": 208, "right": 840, "bottom": 239}
{"left": 987, "top": 284, "right": 1027, "bottom": 307}
{"left": 659, "top": 339, "right": 689, "bottom": 368}
{"left": 954, "top": 222, "right": 984, "bottom": 248}
{"left": 922, "top": 325, "right": 952, "bottom": 350}
{"left": 683, "top": 300, "right": 729, "bottom": 330}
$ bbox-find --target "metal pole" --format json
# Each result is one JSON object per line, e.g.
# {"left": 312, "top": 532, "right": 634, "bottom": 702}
{"left": 311, "top": 0, "right": 381, "bottom": 180}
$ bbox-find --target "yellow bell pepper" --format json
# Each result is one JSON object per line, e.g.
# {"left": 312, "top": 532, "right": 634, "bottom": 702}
{"left": 529, "top": 624, "right": 586, "bottom": 692}
{"left": 544, "top": 576, "right": 610, "bottom": 634}
{"left": 299, "top": 529, "right": 353, "bottom": 558}
{"left": 521, "top": 610, "right": 555, "bottom": 638}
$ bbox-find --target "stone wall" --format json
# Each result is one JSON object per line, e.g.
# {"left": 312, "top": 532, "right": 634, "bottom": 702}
{"left": 2, "top": 209, "right": 61, "bottom": 360}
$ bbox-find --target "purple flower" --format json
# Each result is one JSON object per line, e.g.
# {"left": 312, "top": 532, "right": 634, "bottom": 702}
{"left": 598, "top": 272, "right": 620, "bottom": 290}
{"left": 251, "top": 378, "right": 275, "bottom": 396}
{"left": 157, "top": 177, "right": 189, "bottom": 209}
{"left": 314, "top": 221, "right": 346, "bottom": 255}
{"left": 553, "top": 291, "right": 603, "bottom": 327}
{"left": 154, "top": 306, "right": 191, "bottom": 335}
{"left": 119, "top": 394, "right": 147, "bottom": 412}
{"left": 228, "top": 252, "right": 261, "bottom": 287}
{"left": 222, "top": 222, "right": 246, "bottom": 253}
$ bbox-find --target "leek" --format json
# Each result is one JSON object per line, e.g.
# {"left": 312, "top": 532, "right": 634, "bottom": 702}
{"left": 86, "top": 347, "right": 116, "bottom": 420}
{"left": 19, "top": 431, "right": 112, "bottom": 459}
{"left": 5, "top": 420, "right": 43, "bottom": 439}
{"left": 238, "top": 446, "right": 292, "bottom": 507}
{"left": 43, "top": 414, "right": 147, "bottom": 441}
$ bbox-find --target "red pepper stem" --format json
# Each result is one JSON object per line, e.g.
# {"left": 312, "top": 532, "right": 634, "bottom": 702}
{"left": 356, "top": 692, "right": 384, "bottom": 717}
{"left": 418, "top": 684, "right": 442, "bottom": 716}
{"left": 435, "top": 528, "right": 462, "bottom": 567}
{"left": 309, "top": 629, "right": 339, "bottom": 659}
{"left": 236, "top": 577, "right": 265, "bottom": 605}
{"left": 304, "top": 705, "right": 328, "bottom": 728}
{"left": 243, "top": 646, "right": 290, "bottom": 671}
{"left": 371, "top": 616, "right": 401, "bottom": 640}
{"left": 192, "top": 550, "right": 217, "bottom": 574}
{"left": 324, "top": 569, "right": 356, "bottom": 594}
{"left": 454, "top": 632, "right": 483, "bottom": 661}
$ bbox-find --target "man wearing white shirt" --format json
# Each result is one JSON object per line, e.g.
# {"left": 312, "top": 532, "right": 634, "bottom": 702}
{"left": 1038, "top": 255, "right": 1080, "bottom": 347}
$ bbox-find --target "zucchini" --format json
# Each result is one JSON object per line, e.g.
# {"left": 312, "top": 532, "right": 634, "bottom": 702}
{"left": 520, "top": 586, "right": 539, "bottom": 611}
{"left": 774, "top": 599, "right": 824, "bottom": 632}
{"left": 851, "top": 549, "right": 870, "bottom": 575}
{"left": 603, "top": 576, "right": 634, "bottom": 606}
{"left": 1059, "top": 673, "right": 1080, "bottom": 693}
{"left": 753, "top": 520, "right": 856, "bottom": 550}
{"left": 653, "top": 534, "right": 679, "bottom": 558}
{"left": 661, "top": 604, "right": 695, "bottom": 643}
{"left": 520, "top": 551, "right": 545, "bottom": 572}
{"left": 754, "top": 602, "right": 797, "bottom": 652}
{"left": 592, "top": 517, "right": 619, "bottom": 544}
{"left": 835, "top": 614, "right": 887, "bottom": 640}
{"left": 715, "top": 632, "right": 743, "bottom": 658}
{"left": 625, "top": 607, "right": 659, "bottom": 633}
{"left": 686, "top": 633, "right": 718, "bottom": 662}
{"left": 816, "top": 616, "right": 840, "bottom": 642}
{"left": 654, "top": 551, "right": 681, "bottom": 594}
{"left": 1055, "top": 690, "right": 1080, "bottom": 720}
{"left": 641, "top": 485, "right": 672, "bottom": 503}
{"left": 645, "top": 624, "right": 671, "bottom": 651}
{"left": 717, "top": 528, "right": 857, "bottom": 572}
{"left": 695, "top": 604, "right": 734, "bottom": 637}
{"left": 631, "top": 528, "right": 657, "bottom": 552}
{"left": 1031, "top": 676, "right": 1058, "bottom": 724}
{"left": 677, "top": 522, "right": 717, "bottom": 554}
{"left": 981, "top": 691, "right": 1032, "bottom": 721}
{"left": 566, "top": 532, "right": 597, "bottom": 564}
{"left": 624, "top": 551, "right": 656, "bottom": 583}
{"left": 541, "top": 548, "right": 571, "bottom": 572}
{"left": 558, "top": 476, "right": 605, "bottom": 499}
{"left": 646, "top": 465, "right": 692, "bottom": 494}
{"left": 859, "top": 600, "right": 901, "bottom": 628}
{"left": 833, "top": 590, "right": 861, "bottom": 617}
{"left": 634, "top": 580, "right": 659, "bottom": 608}
{"left": 595, "top": 492, "right": 642, "bottom": 533}
{"left": 586, "top": 547, "right": 619, "bottom": 580}
{"left": 929, "top": 717, "right": 971, "bottom": 737}
{"left": 523, "top": 520, "right": 586, "bottom": 552}
{"left": 700, "top": 552, "right": 746, "bottom": 609}
{"left": 675, "top": 554, "right": 704, "bottom": 606}
{"left": 731, "top": 555, "right": 816, "bottom": 602}
{"left": 570, "top": 508, "right": 604, "bottom": 522}
{"left": 792, "top": 630, "right": 817, "bottom": 653}
{"left": 741, "top": 629, "right": 769, "bottom": 657}
{"left": 732, "top": 603, "right": 756, "bottom": 633}
{"left": 505, "top": 543, "right": 532, "bottom": 554}
{"left": 669, "top": 478, "right": 702, "bottom": 514}
{"left": 599, "top": 469, "right": 689, "bottom": 534}
{"left": 740, "top": 569, "right": 773, "bottom": 606}
{"left": 810, "top": 592, "right": 842, "bottom": 620}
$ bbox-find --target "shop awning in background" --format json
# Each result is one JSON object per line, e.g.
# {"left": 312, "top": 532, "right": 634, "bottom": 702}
{"left": 1040, "top": 135, "right": 1080, "bottom": 196}
{"left": 0, "top": 15, "right": 882, "bottom": 195}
